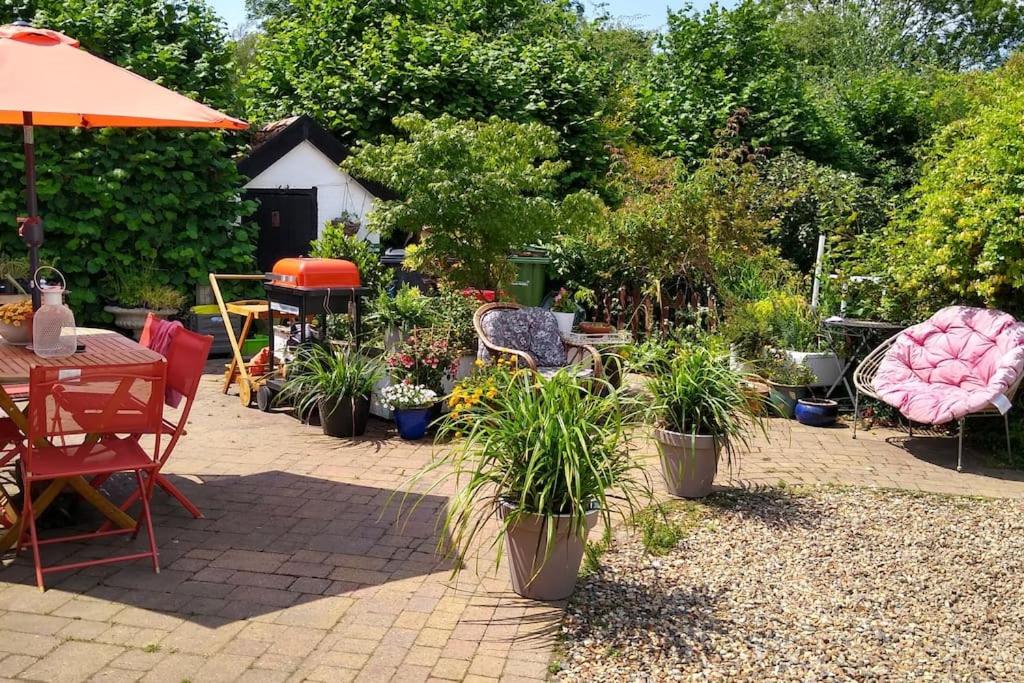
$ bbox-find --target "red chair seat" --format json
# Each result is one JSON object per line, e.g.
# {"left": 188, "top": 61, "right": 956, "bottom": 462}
{"left": 26, "top": 439, "right": 158, "bottom": 480}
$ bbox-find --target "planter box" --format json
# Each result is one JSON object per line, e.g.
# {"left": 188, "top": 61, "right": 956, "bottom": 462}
{"left": 784, "top": 350, "right": 843, "bottom": 388}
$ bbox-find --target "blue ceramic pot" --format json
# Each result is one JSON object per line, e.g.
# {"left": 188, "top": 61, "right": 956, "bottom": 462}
{"left": 794, "top": 398, "right": 839, "bottom": 427}
{"left": 394, "top": 408, "right": 431, "bottom": 440}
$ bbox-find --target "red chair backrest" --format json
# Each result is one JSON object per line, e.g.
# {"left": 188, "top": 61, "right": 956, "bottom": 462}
{"left": 29, "top": 361, "right": 167, "bottom": 441}
{"left": 165, "top": 328, "right": 213, "bottom": 402}
{"left": 138, "top": 312, "right": 158, "bottom": 350}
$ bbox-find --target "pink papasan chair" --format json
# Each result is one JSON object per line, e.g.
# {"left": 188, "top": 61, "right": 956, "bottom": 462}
{"left": 853, "top": 306, "right": 1024, "bottom": 471}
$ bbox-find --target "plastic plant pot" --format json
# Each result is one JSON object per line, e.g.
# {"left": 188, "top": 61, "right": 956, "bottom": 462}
{"left": 393, "top": 408, "right": 431, "bottom": 440}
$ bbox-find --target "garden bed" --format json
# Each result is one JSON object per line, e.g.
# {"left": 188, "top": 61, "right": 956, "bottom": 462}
{"left": 557, "top": 487, "right": 1024, "bottom": 681}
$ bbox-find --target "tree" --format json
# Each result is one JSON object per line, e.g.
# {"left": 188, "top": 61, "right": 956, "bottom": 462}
{"left": 632, "top": 0, "right": 842, "bottom": 168}
{"left": 345, "top": 114, "right": 601, "bottom": 289}
{"left": 242, "top": 0, "right": 614, "bottom": 192}
{"left": 772, "top": 0, "right": 1024, "bottom": 72}
{"left": 0, "top": 1, "right": 255, "bottom": 320}
{"left": 881, "top": 59, "right": 1024, "bottom": 317}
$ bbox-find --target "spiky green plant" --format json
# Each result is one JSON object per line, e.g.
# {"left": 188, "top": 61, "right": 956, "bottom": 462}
{"left": 276, "top": 344, "right": 386, "bottom": 418}
{"left": 648, "top": 345, "right": 763, "bottom": 461}
{"left": 411, "top": 369, "right": 652, "bottom": 575}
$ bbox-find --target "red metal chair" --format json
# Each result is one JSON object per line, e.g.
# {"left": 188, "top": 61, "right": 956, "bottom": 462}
{"left": 96, "top": 327, "right": 213, "bottom": 523}
{"left": 18, "top": 361, "right": 166, "bottom": 590}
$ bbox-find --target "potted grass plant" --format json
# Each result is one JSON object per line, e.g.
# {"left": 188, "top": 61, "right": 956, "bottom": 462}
{"left": 276, "top": 345, "right": 385, "bottom": 437}
{"left": 649, "top": 345, "right": 762, "bottom": 499}
{"left": 414, "top": 368, "right": 651, "bottom": 600}
{"left": 759, "top": 349, "right": 816, "bottom": 418}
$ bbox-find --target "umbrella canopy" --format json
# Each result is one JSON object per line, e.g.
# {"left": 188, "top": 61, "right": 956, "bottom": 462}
{"left": 0, "top": 23, "right": 248, "bottom": 307}
{"left": 0, "top": 25, "right": 246, "bottom": 129}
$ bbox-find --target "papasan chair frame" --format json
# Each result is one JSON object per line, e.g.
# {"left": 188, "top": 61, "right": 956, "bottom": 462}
{"left": 853, "top": 330, "right": 1019, "bottom": 472}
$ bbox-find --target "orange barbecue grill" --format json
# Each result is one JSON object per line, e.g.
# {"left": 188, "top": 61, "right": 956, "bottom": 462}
{"left": 267, "top": 257, "right": 361, "bottom": 288}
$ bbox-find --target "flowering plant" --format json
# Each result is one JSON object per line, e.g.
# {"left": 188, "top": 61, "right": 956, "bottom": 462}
{"left": 551, "top": 287, "right": 577, "bottom": 313}
{"left": 0, "top": 299, "right": 32, "bottom": 327}
{"left": 387, "top": 329, "right": 460, "bottom": 392}
{"left": 379, "top": 381, "right": 437, "bottom": 410}
{"left": 448, "top": 358, "right": 516, "bottom": 414}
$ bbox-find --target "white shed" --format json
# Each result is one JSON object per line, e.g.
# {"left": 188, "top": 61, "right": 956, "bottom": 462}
{"left": 238, "top": 115, "right": 385, "bottom": 271}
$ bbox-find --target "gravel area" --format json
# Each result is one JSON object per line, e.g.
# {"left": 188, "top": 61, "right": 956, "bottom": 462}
{"left": 558, "top": 487, "right": 1024, "bottom": 682}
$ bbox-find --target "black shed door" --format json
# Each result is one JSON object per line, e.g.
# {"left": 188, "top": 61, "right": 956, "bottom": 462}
{"left": 247, "top": 189, "right": 318, "bottom": 272}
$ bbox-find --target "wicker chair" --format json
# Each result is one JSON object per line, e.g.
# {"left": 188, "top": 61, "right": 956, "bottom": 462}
{"left": 473, "top": 302, "right": 602, "bottom": 378}
{"left": 854, "top": 331, "right": 1019, "bottom": 472}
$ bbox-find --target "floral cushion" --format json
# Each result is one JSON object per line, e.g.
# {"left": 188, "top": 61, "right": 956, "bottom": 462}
{"left": 478, "top": 307, "right": 568, "bottom": 367}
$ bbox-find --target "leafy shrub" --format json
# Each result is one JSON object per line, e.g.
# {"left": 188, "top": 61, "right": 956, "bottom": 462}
{"left": 365, "top": 284, "right": 432, "bottom": 337}
{"left": 346, "top": 114, "right": 602, "bottom": 289}
{"left": 722, "top": 293, "right": 820, "bottom": 356}
{"left": 309, "top": 229, "right": 389, "bottom": 293}
{"left": 426, "top": 287, "right": 479, "bottom": 354}
{"left": 243, "top": 0, "right": 614, "bottom": 191}
{"left": 758, "top": 348, "right": 816, "bottom": 386}
{"left": 0, "top": 0, "right": 255, "bottom": 322}
{"left": 882, "top": 72, "right": 1024, "bottom": 317}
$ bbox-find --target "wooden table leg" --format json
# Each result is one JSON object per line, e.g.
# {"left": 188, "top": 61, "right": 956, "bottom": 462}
{"left": 222, "top": 312, "right": 254, "bottom": 394}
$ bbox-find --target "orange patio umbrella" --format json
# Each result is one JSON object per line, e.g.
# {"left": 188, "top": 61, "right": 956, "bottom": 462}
{"left": 0, "top": 22, "right": 248, "bottom": 306}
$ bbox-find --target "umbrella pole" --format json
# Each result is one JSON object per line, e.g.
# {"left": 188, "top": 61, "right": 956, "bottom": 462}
{"left": 21, "top": 111, "right": 41, "bottom": 309}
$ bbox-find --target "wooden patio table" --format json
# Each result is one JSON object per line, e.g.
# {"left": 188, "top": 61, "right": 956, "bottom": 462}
{"left": 0, "top": 328, "right": 164, "bottom": 551}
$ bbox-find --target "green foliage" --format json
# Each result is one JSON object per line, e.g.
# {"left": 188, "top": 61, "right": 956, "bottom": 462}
{"left": 756, "top": 151, "right": 887, "bottom": 271}
{"left": 426, "top": 287, "right": 479, "bottom": 353}
{"left": 346, "top": 114, "right": 600, "bottom": 289}
{"left": 276, "top": 345, "right": 386, "bottom": 417}
{"left": 882, "top": 63, "right": 1024, "bottom": 317}
{"left": 635, "top": 503, "right": 702, "bottom": 556}
{"left": 0, "top": 1, "right": 255, "bottom": 322}
{"left": 414, "top": 370, "right": 652, "bottom": 576}
{"left": 364, "top": 284, "right": 432, "bottom": 336}
{"left": 309, "top": 228, "right": 388, "bottom": 293}
{"left": 242, "top": 0, "right": 614, "bottom": 191}
{"left": 758, "top": 348, "right": 816, "bottom": 386}
{"left": 648, "top": 345, "right": 761, "bottom": 447}
{"left": 772, "top": 0, "right": 1024, "bottom": 72}
{"left": 634, "top": 1, "right": 841, "bottom": 166}
{"left": 722, "top": 293, "right": 820, "bottom": 356}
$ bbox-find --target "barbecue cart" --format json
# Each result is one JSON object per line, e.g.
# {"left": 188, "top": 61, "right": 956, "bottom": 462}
{"left": 209, "top": 258, "right": 368, "bottom": 410}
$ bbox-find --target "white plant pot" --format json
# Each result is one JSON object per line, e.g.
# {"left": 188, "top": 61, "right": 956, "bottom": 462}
{"left": 553, "top": 311, "right": 575, "bottom": 336}
{"left": 783, "top": 350, "right": 844, "bottom": 388}
{"left": 370, "top": 375, "right": 393, "bottom": 419}
{"left": 104, "top": 306, "right": 176, "bottom": 340}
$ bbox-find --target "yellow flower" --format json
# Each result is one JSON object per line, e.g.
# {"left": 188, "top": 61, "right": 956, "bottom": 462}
{"left": 486, "top": 388, "right": 498, "bottom": 399}
{"left": 474, "top": 359, "right": 485, "bottom": 368}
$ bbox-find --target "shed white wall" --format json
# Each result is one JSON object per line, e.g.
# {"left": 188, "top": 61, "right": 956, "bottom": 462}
{"left": 242, "top": 140, "right": 379, "bottom": 243}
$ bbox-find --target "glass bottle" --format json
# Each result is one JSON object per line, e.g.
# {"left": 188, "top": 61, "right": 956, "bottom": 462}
{"left": 32, "top": 269, "right": 76, "bottom": 359}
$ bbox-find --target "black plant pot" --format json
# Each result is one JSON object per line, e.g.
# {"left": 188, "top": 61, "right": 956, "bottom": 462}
{"left": 319, "top": 396, "right": 371, "bottom": 438}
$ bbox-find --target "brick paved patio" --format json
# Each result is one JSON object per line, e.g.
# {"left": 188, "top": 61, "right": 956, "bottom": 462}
{"left": 0, "top": 371, "right": 1021, "bottom": 682}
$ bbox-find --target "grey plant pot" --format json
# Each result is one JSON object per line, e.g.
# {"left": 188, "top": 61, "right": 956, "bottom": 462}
{"left": 653, "top": 428, "right": 720, "bottom": 499}
{"left": 766, "top": 382, "right": 809, "bottom": 419}
{"left": 500, "top": 503, "right": 599, "bottom": 601}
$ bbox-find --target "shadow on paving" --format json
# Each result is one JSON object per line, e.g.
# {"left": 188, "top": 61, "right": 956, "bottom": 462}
{"left": 0, "top": 470, "right": 456, "bottom": 626}
{"left": 888, "top": 431, "right": 1024, "bottom": 482}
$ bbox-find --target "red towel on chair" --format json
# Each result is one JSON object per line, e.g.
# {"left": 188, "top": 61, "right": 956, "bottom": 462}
{"left": 145, "top": 318, "right": 185, "bottom": 408}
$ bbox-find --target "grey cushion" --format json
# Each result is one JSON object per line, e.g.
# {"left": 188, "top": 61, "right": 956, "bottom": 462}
{"left": 478, "top": 307, "right": 568, "bottom": 367}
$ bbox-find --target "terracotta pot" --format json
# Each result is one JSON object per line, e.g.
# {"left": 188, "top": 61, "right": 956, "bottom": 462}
{"left": 319, "top": 395, "right": 371, "bottom": 437}
{"left": 501, "top": 502, "right": 599, "bottom": 601}
{"left": 653, "top": 428, "right": 720, "bottom": 499}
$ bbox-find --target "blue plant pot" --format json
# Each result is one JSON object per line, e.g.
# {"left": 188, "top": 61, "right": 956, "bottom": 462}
{"left": 394, "top": 408, "right": 431, "bottom": 440}
{"left": 794, "top": 398, "right": 839, "bottom": 427}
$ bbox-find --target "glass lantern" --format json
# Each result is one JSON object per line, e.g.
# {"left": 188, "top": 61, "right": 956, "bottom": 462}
{"left": 32, "top": 267, "right": 76, "bottom": 359}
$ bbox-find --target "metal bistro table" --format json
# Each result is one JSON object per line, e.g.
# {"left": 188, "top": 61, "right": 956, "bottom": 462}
{"left": 0, "top": 329, "right": 162, "bottom": 550}
{"left": 822, "top": 317, "right": 904, "bottom": 404}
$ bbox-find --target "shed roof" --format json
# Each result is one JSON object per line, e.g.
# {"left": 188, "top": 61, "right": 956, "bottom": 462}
{"left": 238, "top": 115, "right": 395, "bottom": 199}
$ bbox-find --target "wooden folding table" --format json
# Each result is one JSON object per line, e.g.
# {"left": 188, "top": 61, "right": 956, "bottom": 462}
{"left": 0, "top": 329, "right": 164, "bottom": 551}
